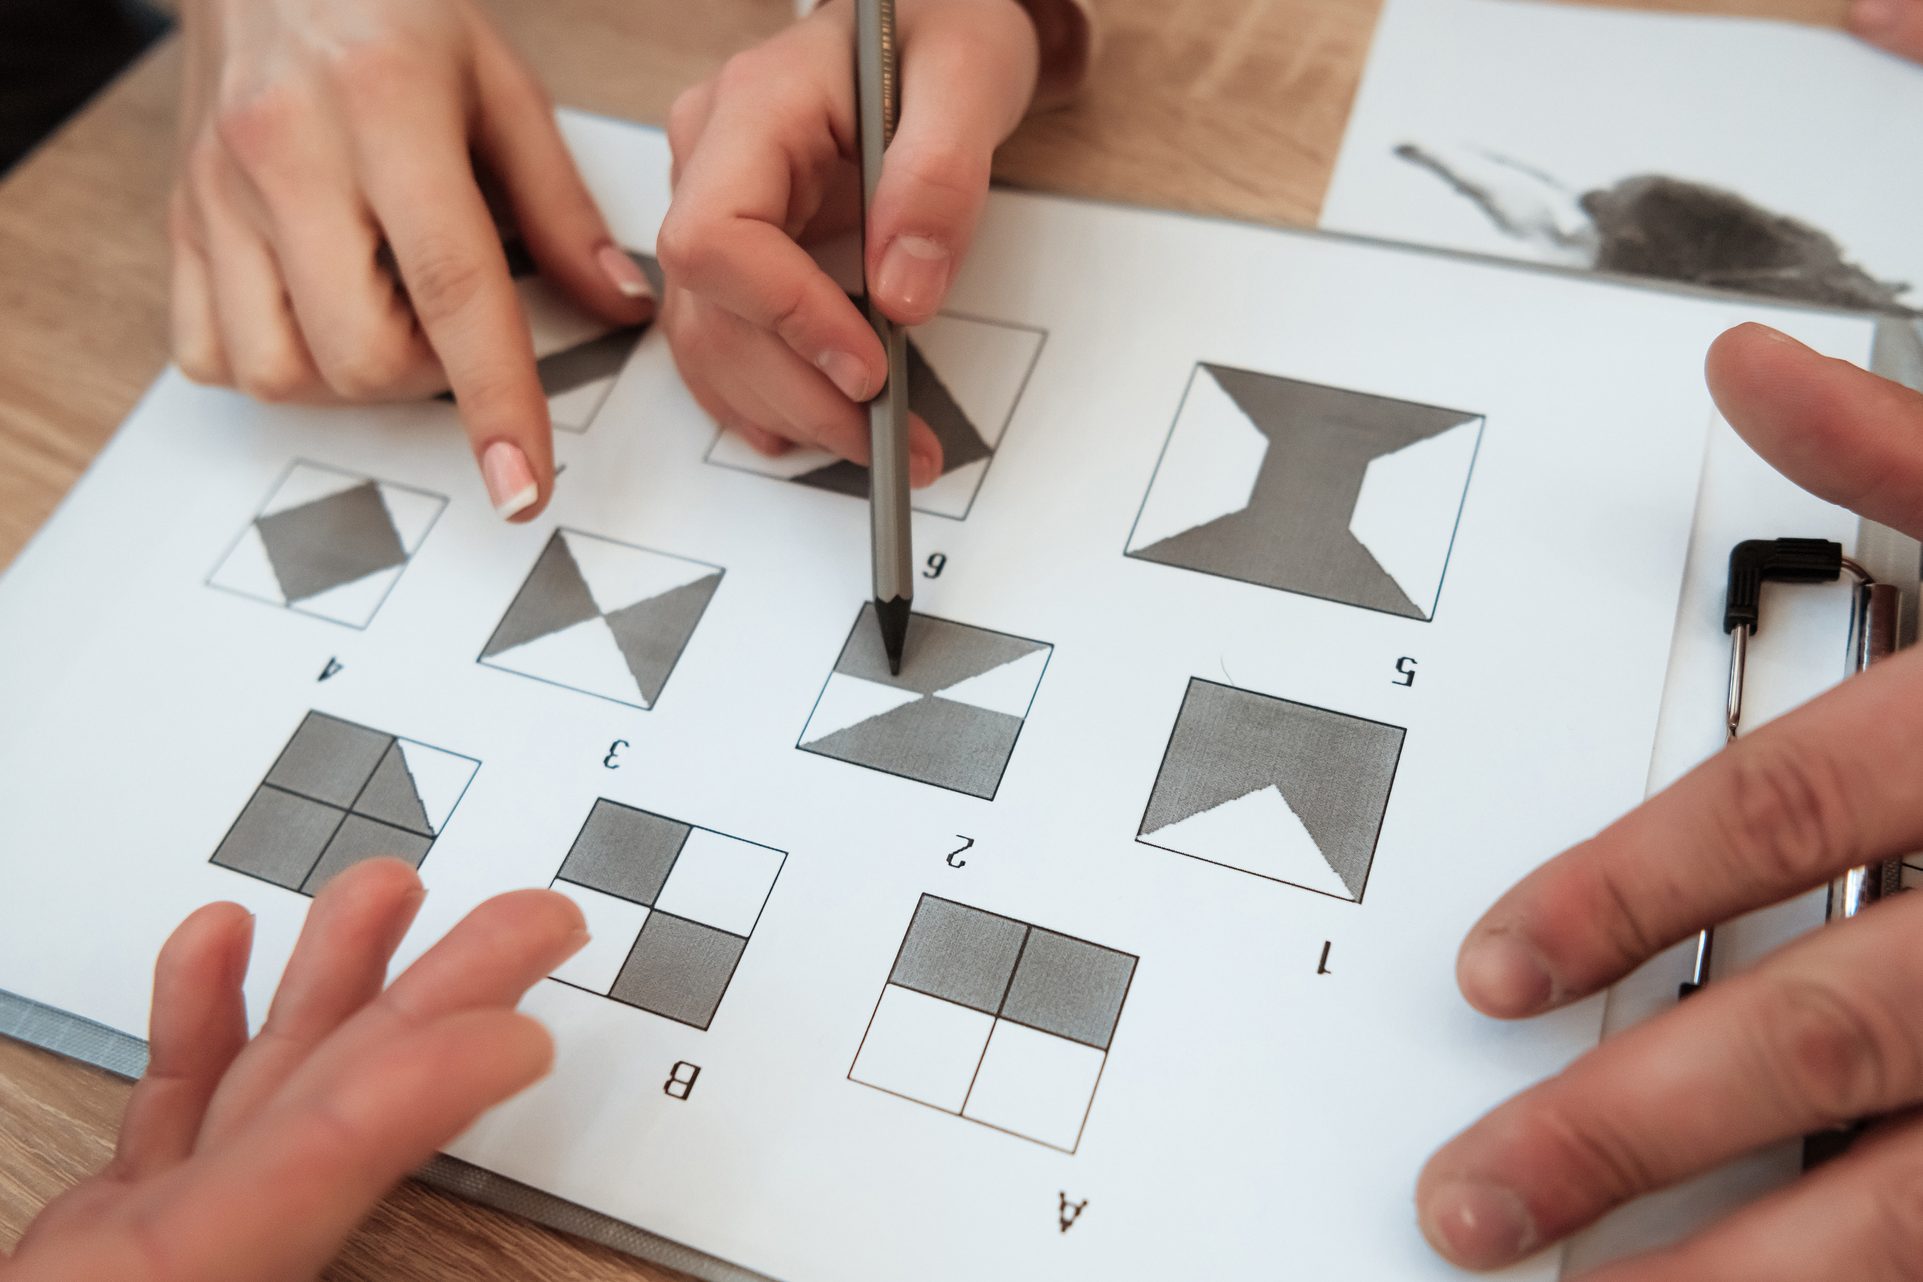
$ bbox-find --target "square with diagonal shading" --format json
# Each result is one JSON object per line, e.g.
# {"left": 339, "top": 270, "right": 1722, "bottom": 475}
{"left": 546, "top": 799, "right": 785, "bottom": 1031}
{"left": 1127, "top": 365, "right": 1483, "bottom": 620}
{"left": 1137, "top": 679, "right": 1404, "bottom": 902}
{"left": 211, "top": 712, "right": 478, "bottom": 896}
{"left": 705, "top": 310, "right": 1046, "bottom": 519}
{"left": 798, "top": 607, "right": 1051, "bottom": 800}
{"left": 479, "top": 530, "right": 723, "bottom": 711}
{"left": 513, "top": 249, "right": 660, "bottom": 434}
{"left": 850, "top": 895, "right": 1136, "bottom": 1153}
{"left": 208, "top": 462, "right": 446, "bottom": 628}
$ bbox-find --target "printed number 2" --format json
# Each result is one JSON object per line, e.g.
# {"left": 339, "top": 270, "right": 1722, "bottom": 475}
{"left": 947, "top": 836, "right": 973, "bottom": 868}
{"left": 923, "top": 553, "right": 947, "bottom": 579}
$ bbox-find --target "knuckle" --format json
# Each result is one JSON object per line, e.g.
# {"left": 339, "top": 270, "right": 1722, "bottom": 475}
{"left": 1718, "top": 739, "right": 1857, "bottom": 888}
{"left": 1533, "top": 1097, "right": 1661, "bottom": 1212}
{"left": 893, "top": 139, "right": 989, "bottom": 211}
{"left": 666, "top": 86, "right": 707, "bottom": 156}
{"left": 1569, "top": 853, "right": 1664, "bottom": 980}
{"left": 653, "top": 213, "right": 715, "bottom": 288}
{"left": 1754, "top": 977, "right": 1905, "bottom": 1122}
{"left": 402, "top": 238, "right": 488, "bottom": 321}
{"left": 235, "top": 351, "right": 310, "bottom": 404}
{"left": 173, "top": 344, "right": 226, "bottom": 386}
{"left": 321, "top": 340, "right": 413, "bottom": 401}
{"left": 764, "top": 283, "right": 814, "bottom": 350}
{"left": 212, "top": 80, "right": 303, "bottom": 170}
{"left": 319, "top": 36, "right": 417, "bottom": 103}
{"left": 714, "top": 49, "right": 780, "bottom": 101}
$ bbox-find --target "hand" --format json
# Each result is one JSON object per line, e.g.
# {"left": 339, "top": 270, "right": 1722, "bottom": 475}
{"left": 3, "top": 859, "right": 586, "bottom": 1280}
{"left": 1849, "top": 0, "right": 1923, "bottom": 63}
{"left": 1417, "top": 322, "right": 1923, "bottom": 1277}
{"left": 657, "top": 0, "right": 1040, "bottom": 475}
{"left": 171, "top": 0, "right": 654, "bottom": 521}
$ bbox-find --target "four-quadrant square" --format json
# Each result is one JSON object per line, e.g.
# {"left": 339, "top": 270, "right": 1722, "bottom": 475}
{"left": 301, "top": 814, "right": 432, "bottom": 895}
{"left": 265, "top": 713, "right": 390, "bottom": 807}
{"left": 546, "top": 799, "right": 785, "bottom": 1030}
{"left": 799, "top": 607, "right": 1051, "bottom": 800}
{"left": 852, "top": 895, "right": 1137, "bottom": 1151}
{"left": 212, "top": 787, "right": 343, "bottom": 890}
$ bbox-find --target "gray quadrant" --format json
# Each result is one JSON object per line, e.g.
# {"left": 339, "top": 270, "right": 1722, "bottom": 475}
{"left": 889, "top": 897, "right": 1029, "bottom": 1015}
{"left": 482, "top": 532, "right": 602, "bottom": 658}
{"left": 805, "top": 697, "right": 1024, "bottom": 800}
{"left": 1141, "top": 680, "right": 1403, "bottom": 899}
{"left": 604, "top": 572, "right": 723, "bottom": 705}
{"left": 353, "top": 741, "right": 433, "bottom": 835}
{"left": 538, "top": 326, "right": 644, "bottom": 399}
{"left": 557, "top": 800, "right": 690, "bottom": 906}
{"left": 835, "top": 604, "right": 1047, "bottom": 694}
{"left": 998, "top": 929, "right": 1136, "bottom": 1051}
{"left": 610, "top": 912, "right": 747, "bottom": 1029}
{"left": 264, "top": 713, "right": 392, "bottom": 808}
{"left": 1131, "top": 366, "right": 1479, "bottom": 619}
{"left": 256, "top": 480, "right": 408, "bottom": 603}
{"left": 301, "top": 814, "right": 433, "bottom": 894}
{"left": 212, "top": 787, "right": 344, "bottom": 890}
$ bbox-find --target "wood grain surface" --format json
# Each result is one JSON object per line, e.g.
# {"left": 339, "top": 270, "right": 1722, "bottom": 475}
{"left": 0, "top": 0, "right": 1849, "bottom": 1277}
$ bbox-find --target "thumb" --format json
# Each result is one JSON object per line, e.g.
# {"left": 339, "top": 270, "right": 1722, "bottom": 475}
{"left": 1847, "top": 0, "right": 1923, "bottom": 65}
{"left": 867, "top": 0, "right": 1041, "bottom": 325}
{"left": 470, "top": 26, "right": 655, "bottom": 326}
{"left": 1705, "top": 322, "right": 1923, "bottom": 540}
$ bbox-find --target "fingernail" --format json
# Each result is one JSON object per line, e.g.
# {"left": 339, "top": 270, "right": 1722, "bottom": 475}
{"left": 1422, "top": 1179, "right": 1537, "bottom": 1269}
{"left": 1849, "top": 0, "right": 1898, "bottom": 32}
{"left": 481, "top": 440, "right": 539, "bottom": 520}
{"left": 877, "top": 234, "right": 950, "bottom": 321}
{"left": 818, "top": 350, "right": 872, "bottom": 401}
{"left": 1458, "top": 927, "right": 1553, "bottom": 1017}
{"left": 597, "top": 244, "right": 653, "bottom": 300}
{"left": 909, "top": 444, "right": 941, "bottom": 488}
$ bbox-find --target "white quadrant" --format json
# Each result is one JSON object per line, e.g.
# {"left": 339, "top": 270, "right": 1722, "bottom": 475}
{"left": 375, "top": 483, "right": 445, "bottom": 552}
{"left": 912, "top": 312, "right": 1043, "bottom": 454}
{"left": 549, "top": 882, "right": 649, "bottom": 993}
{"left": 1143, "top": 784, "right": 1354, "bottom": 899}
{"left": 563, "top": 531, "right": 716, "bottom": 615}
{"left": 852, "top": 984, "right": 995, "bottom": 1113}
{"left": 652, "top": 828, "right": 783, "bottom": 937}
{"left": 395, "top": 740, "right": 476, "bottom": 834}
{"left": 260, "top": 463, "right": 365, "bottom": 516}
{"left": 1348, "top": 419, "right": 1479, "bottom": 617}
{"left": 210, "top": 526, "right": 285, "bottom": 604}
{"left": 801, "top": 672, "right": 924, "bottom": 744}
{"left": 1128, "top": 366, "right": 1270, "bottom": 550}
{"left": 961, "top": 1019, "right": 1106, "bottom": 1151}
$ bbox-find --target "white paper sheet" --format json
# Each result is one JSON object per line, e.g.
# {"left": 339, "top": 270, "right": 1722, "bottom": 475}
{"left": 0, "top": 113, "right": 1877, "bottom": 1280}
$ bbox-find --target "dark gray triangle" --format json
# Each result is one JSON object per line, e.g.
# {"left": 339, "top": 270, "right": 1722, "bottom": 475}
{"left": 603, "top": 572, "right": 723, "bottom": 705}
{"left": 907, "top": 337, "right": 993, "bottom": 471}
{"left": 537, "top": 326, "right": 644, "bottom": 398}
{"left": 794, "top": 459, "right": 871, "bottom": 498}
{"left": 833, "top": 604, "right": 1045, "bottom": 694}
{"left": 483, "top": 532, "right": 603, "bottom": 659}
{"left": 1140, "top": 681, "right": 1403, "bottom": 898}
{"left": 353, "top": 741, "right": 433, "bottom": 836}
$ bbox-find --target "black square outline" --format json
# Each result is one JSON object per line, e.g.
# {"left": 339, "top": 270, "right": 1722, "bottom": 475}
{"left": 794, "top": 607, "right": 1053, "bottom": 802}
{"left": 208, "top": 711, "right": 479, "bottom": 898}
{"left": 700, "top": 307, "right": 1049, "bottom": 523}
{"left": 1134, "top": 677, "right": 1404, "bottom": 905}
{"left": 205, "top": 458, "right": 448, "bottom": 632}
{"left": 544, "top": 800, "right": 787, "bottom": 1033}
{"left": 475, "top": 528, "right": 725, "bottom": 713}
{"left": 1121, "top": 362, "right": 1485, "bottom": 624}
{"left": 847, "top": 893, "right": 1138, "bottom": 1155}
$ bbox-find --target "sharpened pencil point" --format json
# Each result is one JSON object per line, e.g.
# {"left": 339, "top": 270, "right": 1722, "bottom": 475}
{"left": 875, "top": 595, "right": 910, "bottom": 676}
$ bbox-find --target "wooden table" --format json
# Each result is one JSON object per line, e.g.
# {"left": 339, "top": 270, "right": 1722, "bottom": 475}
{"left": 0, "top": 0, "right": 1844, "bottom": 1275}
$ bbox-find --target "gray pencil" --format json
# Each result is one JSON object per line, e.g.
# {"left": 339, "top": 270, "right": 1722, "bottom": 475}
{"left": 856, "top": 0, "right": 912, "bottom": 675}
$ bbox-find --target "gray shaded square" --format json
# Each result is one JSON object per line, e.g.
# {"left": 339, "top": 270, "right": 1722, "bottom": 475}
{"left": 609, "top": 912, "right": 747, "bottom": 1029}
{"left": 256, "top": 479, "right": 408, "bottom": 603}
{"left": 263, "top": 713, "right": 392, "bottom": 808}
{"left": 888, "top": 896, "right": 1028, "bottom": 1015}
{"left": 300, "top": 814, "right": 433, "bottom": 895}
{"left": 212, "top": 787, "right": 344, "bottom": 890}
{"left": 998, "top": 929, "right": 1136, "bottom": 1051}
{"left": 556, "top": 800, "right": 689, "bottom": 905}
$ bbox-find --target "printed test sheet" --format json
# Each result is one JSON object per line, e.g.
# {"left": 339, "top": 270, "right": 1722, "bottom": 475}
{"left": 0, "top": 112, "right": 1877, "bottom": 1280}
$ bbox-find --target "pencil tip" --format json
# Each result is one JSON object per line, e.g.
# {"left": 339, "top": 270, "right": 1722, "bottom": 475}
{"left": 875, "top": 596, "right": 910, "bottom": 676}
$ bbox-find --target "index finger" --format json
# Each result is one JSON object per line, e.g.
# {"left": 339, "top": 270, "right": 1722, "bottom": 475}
{"left": 1457, "top": 646, "right": 1923, "bottom": 1019}
{"left": 360, "top": 111, "right": 553, "bottom": 520}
